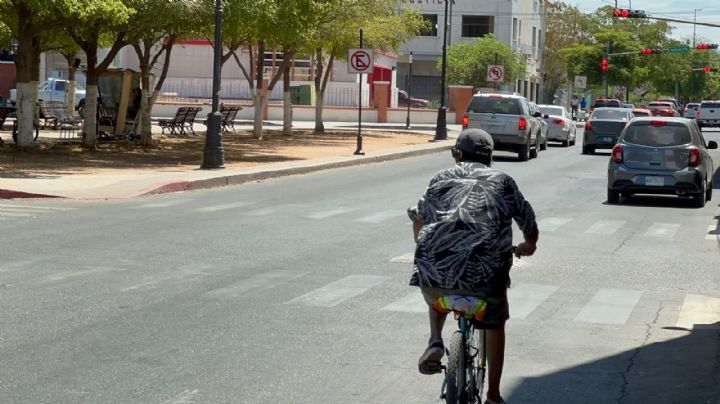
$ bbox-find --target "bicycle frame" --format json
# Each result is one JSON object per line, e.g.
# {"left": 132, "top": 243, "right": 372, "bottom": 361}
{"left": 440, "top": 316, "right": 487, "bottom": 403}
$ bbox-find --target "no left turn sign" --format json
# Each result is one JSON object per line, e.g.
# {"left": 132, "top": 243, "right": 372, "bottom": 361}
{"left": 348, "top": 48, "right": 374, "bottom": 74}
{"left": 486, "top": 65, "right": 504, "bottom": 82}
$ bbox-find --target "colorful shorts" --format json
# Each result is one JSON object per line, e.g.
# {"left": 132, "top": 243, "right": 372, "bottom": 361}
{"left": 420, "top": 284, "right": 509, "bottom": 328}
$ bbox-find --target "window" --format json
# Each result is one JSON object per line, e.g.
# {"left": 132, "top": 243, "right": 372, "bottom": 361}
{"left": 462, "top": 16, "right": 494, "bottom": 38}
{"left": 468, "top": 97, "right": 521, "bottom": 115}
{"left": 624, "top": 124, "right": 692, "bottom": 147}
{"left": 420, "top": 14, "right": 438, "bottom": 36}
{"left": 55, "top": 81, "right": 66, "bottom": 92}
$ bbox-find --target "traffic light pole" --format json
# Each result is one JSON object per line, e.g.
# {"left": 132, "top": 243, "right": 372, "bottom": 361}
{"left": 603, "top": 43, "right": 610, "bottom": 98}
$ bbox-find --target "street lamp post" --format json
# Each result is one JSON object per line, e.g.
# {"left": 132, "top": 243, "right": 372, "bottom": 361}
{"left": 201, "top": 0, "right": 225, "bottom": 169}
{"left": 433, "top": 0, "right": 449, "bottom": 141}
{"left": 405, "top": 52, "right": 413, "bottom": 130}
{"left": 693, "top": 9, "right": 702, "bottom": 47}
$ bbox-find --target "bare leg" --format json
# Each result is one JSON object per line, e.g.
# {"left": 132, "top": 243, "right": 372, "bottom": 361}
{"left": 429, "top": 307, "right": 448, "bottom": 342}
{"left": 485, "top": 324, "right": 506, "bottom": 403}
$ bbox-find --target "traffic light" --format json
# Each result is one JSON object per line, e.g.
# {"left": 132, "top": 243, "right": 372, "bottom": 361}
{"left": 613, "top": 8, "right": 647, "bottom": 18}
{"left": 696, "top": 43, "right": 719, "bottom": 50}
{"left": 601, "top": 59, "right": 608, "bottom": 72}
{"left": 703, "top": 67, "right": 716, "bottom": 73}
{"left": 640, "top": 48, "right": 662, "bottom": 55}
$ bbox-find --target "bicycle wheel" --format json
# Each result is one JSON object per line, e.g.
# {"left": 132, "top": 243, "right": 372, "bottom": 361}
{"left": 445, "top": 331, "right": 469, "bottom": 404}
{"left": 473, "top": 329, "right": 487, "bottom": 401}
{"left": 11, "top": 123, "right": 39, "bottom": 143}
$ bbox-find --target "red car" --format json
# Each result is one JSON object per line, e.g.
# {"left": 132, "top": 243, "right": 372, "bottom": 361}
{"left": 589, "top": 98, "right": 622, "bottom": 115}
{"left": 647, "top": 101, "right": 680, "bottom": 117}
{"left": 631, "top": 108, "right": 653, "bottom": 117}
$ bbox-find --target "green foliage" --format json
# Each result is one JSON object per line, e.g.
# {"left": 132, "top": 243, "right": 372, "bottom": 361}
{"left": 444, "top": 35, "right": 526, "bottom": 89}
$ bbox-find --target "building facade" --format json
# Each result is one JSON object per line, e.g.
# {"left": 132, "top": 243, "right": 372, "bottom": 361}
{"left": 398, "top": 0, "right": 545, "bottom": 102}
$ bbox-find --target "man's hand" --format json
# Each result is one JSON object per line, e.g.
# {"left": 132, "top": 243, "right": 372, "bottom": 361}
{"left": 514, "top": 241, "right": 537, "bottom": 258}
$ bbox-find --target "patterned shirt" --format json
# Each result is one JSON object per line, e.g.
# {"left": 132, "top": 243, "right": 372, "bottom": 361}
{"left": 408, "top": 162, "right": 537, "bottom": 290}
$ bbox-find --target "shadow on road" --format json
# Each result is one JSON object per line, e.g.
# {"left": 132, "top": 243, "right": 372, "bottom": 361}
{"left": 607, "top": 194, "right": 704, "bottom": 210}
{"left": 507, "top": 322, "right": 720, "bottom": 403}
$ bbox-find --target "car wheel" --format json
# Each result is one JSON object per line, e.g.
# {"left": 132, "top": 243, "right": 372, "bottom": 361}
{"left": 693, "top": 182, "right": 707, "bottom": 208}
{"left": 706, "top": 182, "right": 712, "bottom": 202}
{"left": 607, "top": 189, "right": 620, "bottom": 204}
{"left": 561, "top": 139, "right": 569, "bottom": 147}
{"left": 541, "top": 137, "right": 548, "bottom": 151}
{"left": 582, "top": 144, "right": 593, "bottom": 154}
{"left": 518, "top": 140, "right": 530, "bottom": 161}
{"left": 530, "top": 136, "right": 539, "bottom": 159}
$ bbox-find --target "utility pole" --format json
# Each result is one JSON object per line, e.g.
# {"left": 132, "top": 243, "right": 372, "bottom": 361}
{"left": 603, "top": 42, "right": 610, "bottom": 98}
{"left": 433, "top": 0, "right": 449, "bottom": 141}
{"left": 693, "top": 9, "right": 702, "bottom": 47}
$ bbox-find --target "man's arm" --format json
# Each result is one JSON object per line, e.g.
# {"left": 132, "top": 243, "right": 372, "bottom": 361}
{"left": 515, "top": 227, "right": 538, "bottom": 258}
{"left": 412, "top": 218, "right": 424, "bottom": 242}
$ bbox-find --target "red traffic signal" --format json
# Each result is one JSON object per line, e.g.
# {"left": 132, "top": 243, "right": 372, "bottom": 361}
{"left": 696, "top": 43, "right": 719, "bottom": 50}
{"left": 601, "top": 59, "right": 608, "bottom": 72}
{"left": 613, "top": 8, "right": 647, "bottom": 18}
{"left": 640, "top": 48, "right": 662, "bottom": 55}
{"left": 703, "top": 67, "right": 716, "bottom": 73}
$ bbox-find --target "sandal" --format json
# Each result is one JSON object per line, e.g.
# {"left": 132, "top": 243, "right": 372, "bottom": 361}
{"left": 418, "top": 340, "right": 444, "bottom": 375}
{"left": 484, "top": 397, "right": 506, "bottom": 404}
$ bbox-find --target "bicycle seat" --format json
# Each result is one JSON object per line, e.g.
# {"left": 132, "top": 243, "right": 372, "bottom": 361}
{"left": 432, "top": 295, "right": 487, "bottom": 321}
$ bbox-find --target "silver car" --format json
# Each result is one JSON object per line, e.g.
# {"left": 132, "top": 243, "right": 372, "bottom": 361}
{"left": 538, "top": 104, "right": 577, "bottom": 147}
{"left": 529, "top": 101, "right": 549, "bottom": 151}
{"left": 607, "top": 117, "right": 718, "bottom": 207}
{"left": 583, "top": 107, "right": 634, "bottom": 154}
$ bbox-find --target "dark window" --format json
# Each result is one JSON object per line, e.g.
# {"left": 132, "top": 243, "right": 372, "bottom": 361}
{"left": 462, "top": 16, "right": 494, "bottom": 38}
{"left": 54, "top": 81, "right": 66, "bottom": 92}
{"left": 701, "top": 101, "right": 720, "bottom": 108}
{"left": 593, "top": 100, "right": 621, "bottom": 108}
{"left": 420, "top": 14, "right": 438, "bottom": 36}
{"left": 623, "top": 124, "right": 692, "bottom": 146}
{"left": 590, "top": 109, "right": 630, "bottom": 120}
{"left": 632, "top": 110, "right": 651, "bottom": 117}
{"left": 468, "top": 97, "right": 520, "bottom": 115}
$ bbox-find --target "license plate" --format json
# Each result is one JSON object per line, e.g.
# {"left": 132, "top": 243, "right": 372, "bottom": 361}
{"left": 602, "top": 136, "right": 614, "bottom": 143}
{"left": 645, "top": 176, "right": 664, "bottom": 186}
{"left": 482, "top": 125, "right": 500, "bottom": 132}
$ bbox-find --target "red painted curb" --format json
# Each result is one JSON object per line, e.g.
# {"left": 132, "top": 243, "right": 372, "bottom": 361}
{"left": 0, "top": 189, "right": 64, "bottom": 199}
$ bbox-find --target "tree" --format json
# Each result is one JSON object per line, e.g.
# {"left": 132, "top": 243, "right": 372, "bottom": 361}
{"left": 66, "top": 0, "right": 133, "bottom": 148}
{"left": 444, "top": 35, "right": 526, "bottom": 90}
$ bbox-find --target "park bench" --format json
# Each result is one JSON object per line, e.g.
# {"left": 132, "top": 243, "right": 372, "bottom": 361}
{"left": 37, "top": 101, "right": 82, "bottom": 132}
{"left": 181, "top": 106, "right": 203, "bottom": 135}
{"left": 159, "top": 107, "right": 192, "bottom": 135}
{"left": 220, "top": 105, "right": 242, "bottom": 133}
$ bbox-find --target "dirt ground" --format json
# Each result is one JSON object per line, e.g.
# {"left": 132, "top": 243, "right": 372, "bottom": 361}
{"left": 0, "top": 127, "right": 435, "bottom": 176}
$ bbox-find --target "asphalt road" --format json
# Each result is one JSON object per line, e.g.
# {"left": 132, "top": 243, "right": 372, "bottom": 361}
{"left": 1, "top": 128, "right": 719, "bottom": 404}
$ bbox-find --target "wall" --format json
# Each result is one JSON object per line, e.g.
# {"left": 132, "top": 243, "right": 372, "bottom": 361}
{"left": 0, "top": 62, "right": 16, "bottom": 101}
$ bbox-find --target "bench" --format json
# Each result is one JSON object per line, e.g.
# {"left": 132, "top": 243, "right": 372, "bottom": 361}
{"left": 220, "top": 105, "right": 242, "bottom": 133}
{"left": 37, "top": 101, "right": 82, "bottom": 132}
{"left": 159, "top": 107, "right": 202, "bottom": 135}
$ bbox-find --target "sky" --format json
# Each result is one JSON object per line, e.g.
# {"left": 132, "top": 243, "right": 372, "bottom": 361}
{"left": 575, "top": 0, "right": 720, "bottom": 45}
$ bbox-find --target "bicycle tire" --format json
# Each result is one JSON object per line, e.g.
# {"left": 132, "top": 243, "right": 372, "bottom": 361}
{"left": 473, "top": 329, "right": 487, "bottom": 401}
{"left": 11, "top": 124, "right": 39, "bottom": 143}
{"left": 445, "top": 331, "right": 469, "bottom": 404}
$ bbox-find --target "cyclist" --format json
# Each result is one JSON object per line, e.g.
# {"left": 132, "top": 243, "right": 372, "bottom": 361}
{"left": 408, "top": 128, "right": 539, "bottom": 404}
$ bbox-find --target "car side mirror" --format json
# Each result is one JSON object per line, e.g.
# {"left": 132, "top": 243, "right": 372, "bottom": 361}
{"left": 543, "top": 114, "right": 550, "bottom": 119}
{"left": 533, "top": 112, "right": 542, "bottom": 118}
{"left": 708, "top": 140, "right": 718, "bottom": 150}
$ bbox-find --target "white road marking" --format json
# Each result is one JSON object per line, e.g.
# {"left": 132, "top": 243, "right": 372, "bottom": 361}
{"left": 706, "top": 225, "right": 720, "bottom": 241}
{"left": 165, "top": 389, "right": 199, "bottom": 404}
{"left": 508, "top": 283, "right": 559, "bottom": 320}
{"left": 676, "top": 294, "right": 720, "bottom": 330}
{"left": 204, "top": 270, "right": 307, "bottom": 299}
{"left": 574, "top": 288, "right": 643, "bottom": 325}
{"left": 381, "top": 291, "right": 427, "bottom": 313}
{"left": 644, "top": 223, "right": 681, "bottom": 239}
{"left": 243, "top": 204, "right": 302, "bottom": 216}
{"left": 0, "top": 211, "right": 34, "bottom": 217}
{"left": 537, "top": 217, "right": 573, "bottom": 232}
{"left": 584, "top": 220, "right": 626, "bottom": 235}
{"left": 193, "top": 201, "right": 253, "bottom": 212}
{"left": 0, "top": 204, "right": 74, "bottom": 211}
{"left": 135, "top": 199, "right": 193, "bottom": 208}
{"left": 286, "top": 275, "right": 389, "bottom": 307}
{"left": 355, "top": 210, "right": 402, "bottom": 224}
{"left": 390, "top": 252, "right": 414, "bottom": 263}
{"left": 305, "top": 207, "right": 356, "bottom": 219}
{"left": 39, "top": 266, "right": 128, "bottom": 284}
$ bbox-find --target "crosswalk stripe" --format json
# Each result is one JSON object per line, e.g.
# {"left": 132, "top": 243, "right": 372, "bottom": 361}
{"left": 676, "top": 294, "right": 720, "bottom": 330}
{"left": 305, "top": 207, "right": 356, "bottom": 219}
{"left": 706, "top": 225, "right": 720, "bottom": 241}
{"left": 0, "top": 211, "right": 34, "bottom": 217}
{"left": 538, "top": 217, "right": 573, "bottom": 232}
{"left": 584, "top": 220, "right": 625, "bottom": 235}
{"left": 285, "top": 275, "right": 389, "bottom": 307}
{"left": 0, "top": 204, "right": 74, "bottom": 211}
{"left": 194, "top": 201, "right": 253, "bottom": 212}
{"left": 204, "top": 270, "right": 308, "bottom": 299}
{"left": 574, "top": 288, "right": 643, "bottom": 324}
{"left": 390, "top": 252, "right": 414, "bottom": 263}
{"left": 381, "top": 291, "right": 427, "bottom": 313}
{"left": 508, "top": 283, "right": 559, "bottom": 320}
{"left": 243, "top": 204, "right": 302, "bottom": 216}
{"left": 644, "top": 223, "right": 681, "bottom": 238}
{"left": 355, "top": 210, "right": 402, "bottom": 224}
{"left": 135, "top": 199, "right": 192, "bottom": 208}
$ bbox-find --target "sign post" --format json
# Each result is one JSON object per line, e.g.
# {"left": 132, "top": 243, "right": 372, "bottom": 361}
{"left": 348, "top": 33, "right": 374, "bottom": 156}
{"left": 486, "top": 65, "right": 505, "bottom": 90}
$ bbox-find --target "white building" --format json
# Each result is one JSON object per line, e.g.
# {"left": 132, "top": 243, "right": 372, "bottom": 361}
{"left": 398, "top": 0, "right": 545, "bottom": 102}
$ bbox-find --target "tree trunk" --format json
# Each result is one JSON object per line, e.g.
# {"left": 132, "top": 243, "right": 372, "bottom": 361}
{"left": 82, "top": 84, "right": 98, "bottom": 148}
{"left": 140, "top": 74, "right": 152, "bottom": 146}
{"left": 14, "top": 24, "right": 41, "bottom": 147}
{"left": 313, "top": 48, "right": 324, "bottom": 133}
{"left": 282, "top": 63, "right": 291, "bottom": 135}
{"left": 253, "top": 89, "right": 264, "bottom": 139}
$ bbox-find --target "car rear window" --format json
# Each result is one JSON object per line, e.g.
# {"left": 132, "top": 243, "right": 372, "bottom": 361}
{"left": 686, "top": 104, "right": 699, "bottom": 109}
{"left": 593, "top": 100, "right": 621, "bottom": 108}
{"left": 468, "top": 97, "right": 521, "bottom": 114}
{"left": 632, "top": 110, "right": 651, "bottom": 117}
{"left": 539, "top": 106, "right": 563, "bottom": 116}
{"left": 700, "top": 101, "right": 720, "bottom": 108}
{"left": 648, "top": 102, "right": 672, "bottom": 108}
{"left": 623, "top": 124, "right": 692, "bottom": 147}
{"left": 591, "top": 109, "right": 630, "bottom": 120}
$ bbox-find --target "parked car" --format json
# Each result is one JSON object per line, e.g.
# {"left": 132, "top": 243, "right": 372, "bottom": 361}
{"left": 529, "top": 101, "right": 549, "bottom": 151}
{"left": 647, "top": 101, "right": 680, "bottom": 117}
{"left": 463, "top": 92, "right": 541, "bottom": 161}
{"left": 589, "top": 98, "right": 622, "bottom": 114}
{"left": 631, "top": 108, "right": 653, "bottom": 117}
{"left": 537, "top": 104, "right": 577, "bottom": 147}
{"left": 583, "top": 107, "right": 634, "bottom": 155}
{"left": 607, "top": 117, "right": 717, "bottom": 207}
{"left": 683, "top": 102, "right": 700, "bottom": 119}
{"left": 695, "top": 100, "right": 720, "bottom": 129}
{"left": 397, "top": 90, "right": 430, "bottom": 108}
{"left": 9, "top": 78, "right": 86, "bottom": 108}
{"left": 623, "top": 103, "right": 635, "bottom": 109}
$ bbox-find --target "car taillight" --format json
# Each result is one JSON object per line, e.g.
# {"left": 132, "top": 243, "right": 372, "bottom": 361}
{"left": 519, "top": 117, "right": 527, "bottom": 130}
{"left": 611, "top": 145, "right": 623, "bottom": 164}
{"left": 553, "top": 118, "right": 565, "bottom": 125}
{"left": 584, "top": 121, "right": 592, "bottom": 130}
{"left": 688, "top": 147, "right": 701, "bottom": 166}
{"left": 684, "top": 108, "right": 688, "bottom": 113}
{"left": 462, "top": 114, "right": 468, "bottom": 128}
{"left": 696, "top": 109, "right": 701, "bottom": 118}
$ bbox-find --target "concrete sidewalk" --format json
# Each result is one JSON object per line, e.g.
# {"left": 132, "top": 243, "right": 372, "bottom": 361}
{"left": 1, "top": 121, "right": 460, "bottom": 200}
